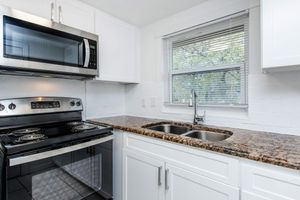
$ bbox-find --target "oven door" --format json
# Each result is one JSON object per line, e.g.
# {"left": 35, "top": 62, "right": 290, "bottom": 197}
{"left": 0, "top": 6, "right": 98, "bottom": 77}
{"left": 5, "top": 136, "right": 113, "bottom": 200}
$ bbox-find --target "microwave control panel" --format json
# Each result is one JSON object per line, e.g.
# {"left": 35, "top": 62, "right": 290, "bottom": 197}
{"left": 89, "top": 41, "right": 97, "bottom": 69}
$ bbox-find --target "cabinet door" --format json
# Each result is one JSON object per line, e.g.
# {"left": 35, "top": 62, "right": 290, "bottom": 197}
{"left": 262, "top": 0, "right": 300, "bottom": 70}
{"left": 95, "top": 10, "right": 140, "bottom": 83}
{"left": 0, "top": 0, "right": 54, "bottom": 20}
{"left": 56, "top": 0, "right": 95, "bottom": 33}
{"left": 242, "top": 191, "right": 271, "bottom": 200}
{"left": 123, "top": 149, "right": 164, "bottom": 200}
{"left": 241, "top": 163, "right": 300, "bottom": 200}
{"left": 165, "top": 163, "right": 239, "bottom": 200}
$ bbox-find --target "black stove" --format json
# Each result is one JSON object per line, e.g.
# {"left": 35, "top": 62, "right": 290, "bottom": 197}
{"left": 0, "top": 121, "right": 112, "bottom": 155}
{"left": 0, "top": 97, "right": 113, "bottom": 200}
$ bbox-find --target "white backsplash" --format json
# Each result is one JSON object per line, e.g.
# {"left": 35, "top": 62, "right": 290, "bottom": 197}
{"left": 0, "top": 75, "right": 126, "bottom": 120}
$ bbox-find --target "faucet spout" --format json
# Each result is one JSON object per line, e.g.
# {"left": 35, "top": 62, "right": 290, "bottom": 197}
{"left": 189, "top": 89, "right": 205, "bottom": 125}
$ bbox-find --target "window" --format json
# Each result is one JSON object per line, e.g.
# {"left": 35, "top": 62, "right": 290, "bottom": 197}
{"left": 164, "top": 14, "right": 249, "bottom": 106}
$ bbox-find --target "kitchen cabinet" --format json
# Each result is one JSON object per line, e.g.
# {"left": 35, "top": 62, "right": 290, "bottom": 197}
{"left": 95, "top": 10, "right": 140, "bottom": 83}
{"left": 262, "top": 0, "right": 300, "bottom": 71}
{"left": 123, "top": 132, "right": 239, "bottom": 200}
{"left": 123, "top": 149, "right": 164, "bottom": 200}
{"left": 113, "top": 130, "right": 124, "bottom": 200}
{"left": 0, "top": 0, "right": 95, "bottom": 33}
{"left": 120, "top": 131, "right": 300, "bottom": 200}
{"left": 165, "top": 163, "right": 239, "bottom": 200}
{"left": 56, "top": 0, "right": 95, "bottom": 33}
{"left": 0, "top": 0, "right": 54, "bottom": 20}
{"left": 242, "top": 191, "right": 270, "bottom": 200}
{"left": 241, "top": 162, "right": 300, "bottom": 200}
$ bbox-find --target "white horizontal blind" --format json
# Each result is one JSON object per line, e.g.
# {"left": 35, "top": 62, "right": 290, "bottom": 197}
{"left": 165, "top": 14, "right": 249, "bottom": 106}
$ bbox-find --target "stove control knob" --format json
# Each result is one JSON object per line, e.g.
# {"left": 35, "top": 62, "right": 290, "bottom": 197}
{"left": 70, "top": 101, "right": 75, "bottom": 107}
{"left": 0, "top": 104, "right": 5, "bottom": 111}
{"left": 8, "top": 103, "right": 16, "bottom": 110}
{"left": 76, "top": 101, "right": 81, "bottom": 106}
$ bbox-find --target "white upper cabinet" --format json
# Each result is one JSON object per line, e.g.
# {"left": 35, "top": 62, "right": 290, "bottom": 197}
{"left": 95, "top": 10, "right": 140, "bottom": 83}
{"left": 0, "top": 0, "right": 95, "bottom": 33}
{"left": 56, "top": 0, "right": 95, "bottom": 33}
{"left": 0, "top": 0, "right": 54, "bottom": 20}
{"left": 262, "top": 0, "right": 300, "bottom": 71}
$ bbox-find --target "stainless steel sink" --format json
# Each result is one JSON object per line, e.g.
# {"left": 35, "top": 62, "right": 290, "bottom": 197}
{"left": 146, "top": 124, "right": 191, "bottom": 135}
{"left": 182, "top": 130, "right": 230, "bottom": 142}
{"left": 145, "top": 123, "right": 231, "bottom": 141}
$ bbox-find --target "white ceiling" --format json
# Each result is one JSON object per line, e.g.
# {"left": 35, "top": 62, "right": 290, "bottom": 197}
{"left": 80, "top": 0, "right": 207, "bottom": 26}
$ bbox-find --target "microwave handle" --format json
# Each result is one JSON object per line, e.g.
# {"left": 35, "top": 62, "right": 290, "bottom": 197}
{"left": 83, "top": 39, "right": 90, "bottom": 67}
{"left": 9, "top": 135, "right": 114, "bottom": 167}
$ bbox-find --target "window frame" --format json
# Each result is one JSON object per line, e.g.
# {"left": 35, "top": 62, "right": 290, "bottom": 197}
{"left": 164, "top": 14, "right": 249, "bottom": 108}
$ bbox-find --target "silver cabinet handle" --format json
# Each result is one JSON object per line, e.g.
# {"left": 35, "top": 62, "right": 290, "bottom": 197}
{"left": 165, "top": 169, "right": 169, "bottom": 190}
{"left": 158, "top": 166, "right": 162, "bottom": 186}
{"left": 51, "top": 2, "right": 55, "bottom": 21}
{"left": 58, "top": 5, "right": 62, "bottom": 23}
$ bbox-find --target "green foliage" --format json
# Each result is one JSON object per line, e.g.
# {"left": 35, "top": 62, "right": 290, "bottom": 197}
{"left": 171, "top": 31, "right": 245, "bottom": 105}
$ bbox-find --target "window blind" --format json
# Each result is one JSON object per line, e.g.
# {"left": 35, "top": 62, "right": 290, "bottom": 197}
{"left": 165, "top": 14, "right": 249, "bottom": 106}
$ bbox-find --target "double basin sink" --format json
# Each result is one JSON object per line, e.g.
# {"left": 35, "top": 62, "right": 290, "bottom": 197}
{"left": 144, "top": 123, "right": 231, "bottom": 142}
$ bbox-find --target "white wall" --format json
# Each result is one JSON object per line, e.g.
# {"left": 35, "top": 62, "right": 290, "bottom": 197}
{"left": 0, "top": 75, "right": 126, "bottom": 119}
{"left": 86, "top": 81, "right": 126, "bottom": 119}
{"left": 125, "top": 0, "right": 300, "bottom": 136}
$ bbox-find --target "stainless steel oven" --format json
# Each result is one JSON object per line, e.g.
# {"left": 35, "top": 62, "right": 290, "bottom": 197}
{"left": 0, "top": 97, "right": 113, "bottom": 200}
{"left": 4, "top": 136, "right": 113, "bottom": 200}
{"left": 0, "top": 6, "right": 98, "bottom": 79}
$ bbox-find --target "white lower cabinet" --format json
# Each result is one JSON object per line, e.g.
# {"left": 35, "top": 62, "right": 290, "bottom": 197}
{"left": 165, "top": 163, "right": 239, "bottom": 200}
{"left": 241, "top": 191, "right": 270, "bottom": 200}
{"left": 241, "top": 162, "right": 300, "bottom": 200}
{"left": 120, "top": 132, "right": 300, "bottom": 200}
{"left": 123, "top": 133, "right": 239, "bottom": 200}
{"left": 123, "top": 149, "right": 165, "bottom": 200}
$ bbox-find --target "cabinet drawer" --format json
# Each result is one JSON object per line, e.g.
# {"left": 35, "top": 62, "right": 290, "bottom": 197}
{"left": 124, "top": 133, "right": 239, "bottom": 187}
{"left": 241, "top": 163, "right": 300, "bottom": 200}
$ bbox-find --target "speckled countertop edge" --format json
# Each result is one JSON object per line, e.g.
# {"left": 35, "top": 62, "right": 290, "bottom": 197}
{"left": 88, "top": 116, "right": 300, "bottom": 171}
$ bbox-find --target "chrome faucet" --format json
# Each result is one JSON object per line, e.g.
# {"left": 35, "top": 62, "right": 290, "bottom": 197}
{"left": 188, "top": 89, "right": 205, "bottom": 125}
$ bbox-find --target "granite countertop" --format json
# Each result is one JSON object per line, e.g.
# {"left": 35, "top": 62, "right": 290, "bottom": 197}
{"left": 89, "top": 116, "right": 300, "bottom": 170}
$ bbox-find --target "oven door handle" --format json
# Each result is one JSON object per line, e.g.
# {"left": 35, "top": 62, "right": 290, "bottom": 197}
{"left": 83, "top": 38, "right": 90, "bottom": 68}
{"left": 9, "top": 135, "right": 114, "bottom": 167}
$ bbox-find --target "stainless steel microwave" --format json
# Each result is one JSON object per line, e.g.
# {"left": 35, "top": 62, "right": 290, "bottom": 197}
{"left": 0, "top": 6, "right": 98, "bottom": 80}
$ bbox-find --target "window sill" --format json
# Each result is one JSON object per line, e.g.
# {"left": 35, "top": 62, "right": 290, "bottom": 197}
{"left": 164, "top": 102, "right": 248, "bottom": 109}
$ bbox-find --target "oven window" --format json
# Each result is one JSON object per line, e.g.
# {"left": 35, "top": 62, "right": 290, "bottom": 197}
{"left": 3, "top": 16, "right": 84, "bottom": 67}
{"left": 7, "top": 142, "right": 112, "bottom": 200}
